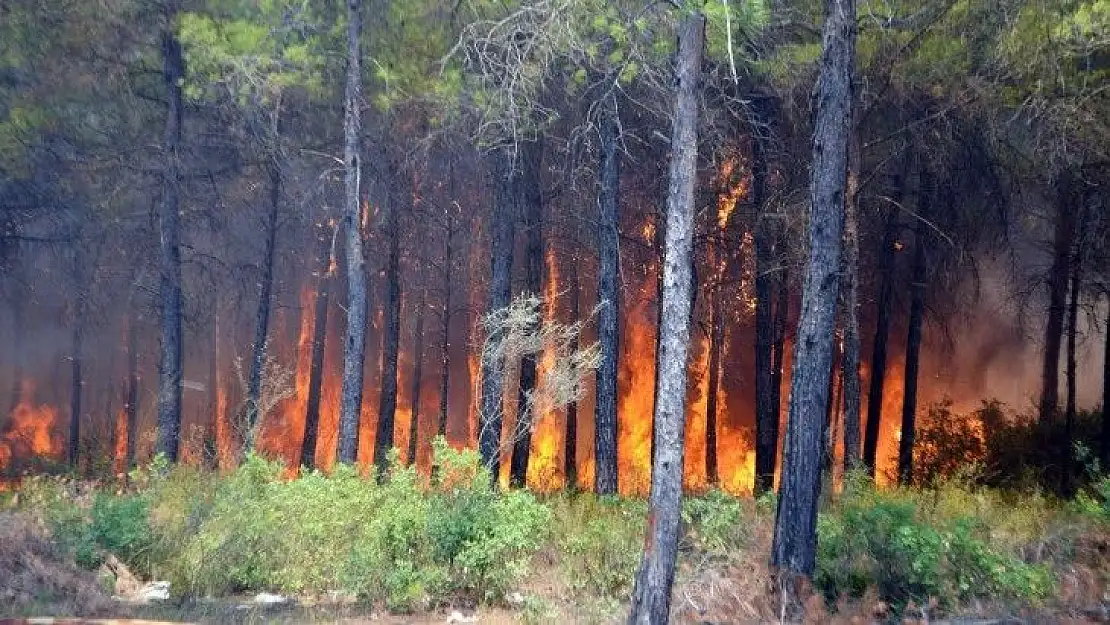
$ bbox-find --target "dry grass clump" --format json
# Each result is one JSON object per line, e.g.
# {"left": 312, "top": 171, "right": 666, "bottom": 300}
{"left": 0, "top": 511, "right": 115, "bottom": 617}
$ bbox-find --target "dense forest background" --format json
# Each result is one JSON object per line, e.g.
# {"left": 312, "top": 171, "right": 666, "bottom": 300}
{"left": 0, "top": 0, "right": 1106, "bottom": 500}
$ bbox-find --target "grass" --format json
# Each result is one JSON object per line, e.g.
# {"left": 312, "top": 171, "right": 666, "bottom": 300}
{"left": 3, "top": 441, "right": 1109, "bottom": 622}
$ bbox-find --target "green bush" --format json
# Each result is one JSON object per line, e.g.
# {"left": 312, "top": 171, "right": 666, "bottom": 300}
{"left": 815, "top": 482, "right": 1054, "bottom": 610}
{"left": 681, "top": 488, "right": 748, "bottom": 553}
{"left": 90, "top": 494, "right": 152, "bottom": 568}
{"left": 555, "top": 495, "right": 645, "bottom": 599}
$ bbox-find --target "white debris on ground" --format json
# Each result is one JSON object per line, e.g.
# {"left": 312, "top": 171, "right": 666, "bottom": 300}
{"left": 134, "top": 581, "right": 171, "bottom": 603}
{"left": 445, "top": 610, "right": 479, "bottom": 623}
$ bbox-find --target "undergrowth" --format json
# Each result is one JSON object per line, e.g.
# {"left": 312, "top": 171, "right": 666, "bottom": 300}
{"left": 7, "top": 442, "right": 1109, "bottom": 620}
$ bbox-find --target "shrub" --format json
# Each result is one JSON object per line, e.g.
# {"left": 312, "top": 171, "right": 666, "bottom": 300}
{"left": 555, "top": 494, "right": 645, "bottom": 599}
{"left": 681, "top": 488, "right": 748, "bottom": 553}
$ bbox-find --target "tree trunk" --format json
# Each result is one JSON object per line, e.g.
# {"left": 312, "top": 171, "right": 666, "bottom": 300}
{"left": 301, "top": 228, "right": 332, "bottom": 470}
{"left": 863, "top": 205, "right": 900, "bottom": 476}
{"left": 1040, "top": 169, "right": 1077, "bottom": 424}
{"left": 770, "top": 268, "right": 789, "bottom": 476}
{"left": 375, "top": 199, "right": 402, "bottom": 476}
{"left": 438, "top": 213, "right": 455, "bottom": 439}
{"left": 565, "top": 251, "right": 580, "bottom": 490}
{"left": 510, "top": 139, "right": 544, "bottom": 488}
{"left": 595, "top": 95, "right": 621, "bottom": 495}
{"left": 1101, "top": 294, "right": 1109, "bottom": 467}
{"left": 337, "top": 0, "right": 367, "bottom": 465}
{"left": 246, "top": 158, "right": 281, "bottom": 449}
{"left": 478, "top": 148, "right": 516, "bottom": 476}
{"left": 771, "top": 0, "right": 855, "bottom": 582}
{"left": 407, "top": 290, "right": 427, "bottom": 467}
{"left": 68, "top": 295, "right": 83, "bottom": 468}
{"left": 1061, "top": 248, "right": 1081, "bottom": 494}
{"left": 156, "top": 7, "right": 185, "bottom": 462}
{"left": 752, "top": 110, "right": 777, "bottom": 496}
{"left": 126, "top": 310, "right": 140, "bottom": 470}
{"left": 840, "top": 128, "right": 862, "bottom": 472}
{"left": 897, "top": 179, "right": 930, "bottom": 486}
{"left": 824, "top": 338, "right": 841, "bottom": 472}
{"left": 705, "top": 278, "right": 723, "bottom": 487}
{"left": 7, "top": 297, "right": 23, "bottom": 415}
{"left": 627, "top": 12, "right": 704, "bottom": 624}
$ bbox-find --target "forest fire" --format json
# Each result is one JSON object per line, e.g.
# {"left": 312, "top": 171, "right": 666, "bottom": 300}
{"left": 0, "top": 382, "right": 63, "bottom": 477}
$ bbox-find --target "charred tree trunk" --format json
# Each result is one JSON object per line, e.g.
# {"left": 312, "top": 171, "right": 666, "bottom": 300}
{"left": 246, "top": 158, "right": 281, "bottom": 448}
{"left": 863, "top": 205, "right": 900, "bottom": 476}
{"left": 770, "top": 268, "right": 789, "bottom": 470}
{"left": 438, "top": 213, "right": 456, "bottom": 439}
{"left": 68, "top": 295, "right": 84, "bottom": 468}
{"left": 771, "top": 0, "right": 855, "bottom": 581}
{"left": 840, "top": 129, "right": 862, "bottom": 472}
{"left": 337, "top": 0, "right": 367, "bottom": 465}
{"left": 1061, "top": 248, "right": 1082, "bottom": 494}
{"left": 595, "top": 95, "right": 621, "bottom": 495}
{"left": 824, "top": 338, "right": 841, "bottom": 472}
{"left": 705, "top": 277, "right": 723, "bottom": 487}
{"left": 7, "top": 297, "right": 23, "bottom": 415}
{"left": 407, "top": 290, "right": 427, "bottom": 467}
{"left": 510, "top": 139, "right": 544, "bottom": 489}
{"left": 752, "top": 109, "right": 777, "bottom": 496}
{"left": 156, "top": 7, "right": 185, "bottom": 462}
{"left": 478, "top": 148, "right": 516, "bottom": 476}
{"left": 301, "top": 228, "right": 332, "bottom": 470}
{"left": 1040, "top": 170, "right": 1077, "bottom": 424}
{"left": 1102, "top": 295, "right": 1109, "bottom": 467}
{"left": 897, "top": 182, "right": 930, "bottom": 486}
{"left": 375, "top": 199, "right": 402, "bottom": 476}
{"left": 628, "top": 11, "right": 704, "bottom": 624}
{"left": 126, "top": 310, "right": 140, "bottom": 470}
{"left": 565, "top": 252, "right": 581, "bottom": 490}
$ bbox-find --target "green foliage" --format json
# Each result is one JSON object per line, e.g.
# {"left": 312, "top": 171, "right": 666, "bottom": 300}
{"left": 89, "top": 494, "right": 152, "bottom": 569}
{"left": 552, "top": 494, "right": 645, "bottom": 599}
{"left": 681, "top": 488, "right": 748, "bottom": 552}
{"left": 816, "top": 481, "right": 1054, "bottom": 610}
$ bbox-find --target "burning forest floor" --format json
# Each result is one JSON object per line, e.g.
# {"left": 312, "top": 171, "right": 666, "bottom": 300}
{"left": 1, "top": 448, "right": 1108, "bottom": 624}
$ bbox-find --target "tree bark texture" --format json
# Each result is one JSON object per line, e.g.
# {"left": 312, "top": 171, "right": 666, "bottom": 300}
{"left": 897, "top": 178, "right": 930, "bottom": 486}
{"left": 595, "top": 95, "right": 621, "bottom": 495}
{"left": 565, "top": 252, "right": 580, "bottom": 490}
{"left": 407, "top": 290, "right": 427, "bottom": 467}
{"left": 771, "top": 0, "right": 855, "bottom": 580}
{"left": 337, "top": 0, "right": 367, "bottom": 465}
{"left": 863, "top": 202, "right": 900, "bottom": 476}
{"left": 246, "top": 158, "right": 281, "bottom": 447}
{"left": 1040, "top": 169, "right": 1077, "bottom": 424}
{"left": 376, "top": 197, "right": 403, "bottom": 476}
{"left": 156, "top": 5, "right": 185, "bottom": 462}
{"left": 1061, "top": 245, "right": 1081, "bottom": 494}
{"left": 840, "top": 129, "right": 862, "bottom": 473}
{"left": 301, "top": 228, "right": 332, "bottom": 469}
{"left": 752, "top": 112, "right": 778, "bottom": 496}
{"left": 627, "top": 12, "right": 704, "bottom": 624}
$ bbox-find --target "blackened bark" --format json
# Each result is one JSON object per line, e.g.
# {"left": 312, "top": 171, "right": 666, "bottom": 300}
{"left": 478, "top": 148, "right": 516, "bottom": 476}
{"left": 510, "top": 139, "right": 544, "bottom": 488}
{"left": 771, "top": 0, "right": 855, "bottom": 580}
{"left": 438, "top": 212, "right": 456, "bottom": 439}
{"left": 1061, "top": 250, "right": 1081, "bottom": 494}
{"left": 7, "top": 298, "right": 23, "bottom": 415}
{"left": 595, "top": 96, "right": 621, "bottom": 495}
{"left": 375, "top": 200, "right": 402, "bottom": 476}
{"left": 840, "top": 130, "right": 862, "bottom": 472}
{"left": 897, "top": 186, "right": 929, "bottom": 486}
{"left": 301, "top": 229, "right": 332, "bottom": 469}
{"left": 68, "top": 297, "right": 83, "bottom": 468}
{"left": 705, "top": 281, "right": 723, "bottom": 487}
{"left": 407, "top": 290, "right": 427, "bottom": 467}
{"left": 565, "top": 252, "right": 580, "bottom": 490}
{"left": 246, "top": 158, "right": 281, "bottom": 447}
{"left": 337, "top": 0, "right": 367, "bottom": 465}
{"left": 627, "top": 12, "right": 704, "bottom": 624}
{"left": 752, "top": 113, "right": 777, "bottom": 496}
{"left": 126, "top": 310, "right": 140, "bottom": 470}
{"left": 863, "top": 206, "right": 900, "bottom": 475}
{"left": 1040, "top": 170, "right": 1077, "bottom": 424}
{"left": 156, "top": 7, "right": 185, "bottom": 462}
{"left": 770, "top": 269, "right": 789, "bottom": 470}
{"left": 824, "top": 339, "right": 841, "bottom": 472}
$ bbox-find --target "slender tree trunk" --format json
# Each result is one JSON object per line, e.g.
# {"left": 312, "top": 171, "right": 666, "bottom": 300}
{"left": 897, "top": 181, "right": 930, "bottom": 486}
{"left": 705, "top": 278, "right": 723, "bottom": 487}
{"left": 1061, "top": 250, "right": 1081, "bottom": 494}
{"left": 407, "top": 290, "right": 427, "bottom": 467}
{"left": 438, "top": 215, "right": 455, "bottom": 439}
{"left": 770, "top": 268, "right": 789, "bottom": 477}
{"left": 840, "top": 129, "right": 862, "bottom": 472}
{"left": 69, "top": 295, "right": 84, "bottom": 468}
{"left": 628, "top": 12, "right": 704, "bottom": 624}
{"left": 824, "top": 337, "right": 841, "bottom": 472}
{"left": 1101, "top": 294, "right": 1109, "bottom": 467}
{"left": 126, "top": 310, "right": 140, "bottom": 470}
{"left": 375, "top": 199, "right": 402, "bottom": 475}
{"left": 301, "top": 229, "right": 332, "bottom": 470}
{"left": 156, "top": 6, "right": 185, "bottom": 462}
{"left": 595, "top": 95, "right": 621, "bottom": 495}
{"left": 246, "top": 158, "right": 281, "bottom": 448}
{"left": 752, "top": 114, "right": 777, "bottom": 496}
{"left": 771, "top": 0, "right": 855, "bottom": 582}
{"left": 565, "top": 251, "right": 580, "bottom": 490}
{"left": 478, "top": 148, "right": 516, "bottom": 476}
{"left": 510, "top": 139, "right": 544, "bottom": 488}
{"left": 337, "top": 0, "right": 367, "bottom": 465}
{"left": 863, "top": 205, "right": 900, "bottom": 475}
{"left": 1040, "top": 169, "right": 1077, "bottom": 424}
{"left": 7, "top": 297, "right": 23, "bottom": 415}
